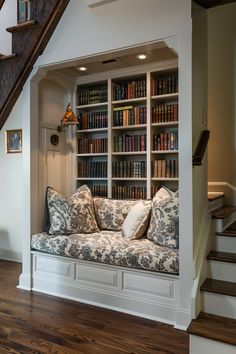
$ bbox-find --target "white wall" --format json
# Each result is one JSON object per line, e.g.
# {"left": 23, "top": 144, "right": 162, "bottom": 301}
{"left": 0, "top": 93, "right": 23, "bottom": 262}
{"left": 0, "top": 0, "right": 17, "bottom": 54}
{"left": 208, "top": 3, "right": 236, "bottom": 188}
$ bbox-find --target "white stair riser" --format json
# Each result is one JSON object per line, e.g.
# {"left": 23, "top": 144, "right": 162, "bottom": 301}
{"left": 214, "top": 211, "right": 236, "bottom": 232}
{"left": 215, "top": 236, "right": 236, "bottom": 253}
{"left": 203, "top": 292, "right": 236, "bottom": 319}
{"left": 208, "top": 260, "right": 236, "bottom": 282}
{"left": 190, "top": 335, "right": 236, "bottom": 354}
{"left": 208, "top": 198, "right": 224, "bottom": 212}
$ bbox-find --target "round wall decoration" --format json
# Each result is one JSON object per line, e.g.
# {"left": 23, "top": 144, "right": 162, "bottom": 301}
{"left": 50, "top": 134, "right": 59, "bottom": 146}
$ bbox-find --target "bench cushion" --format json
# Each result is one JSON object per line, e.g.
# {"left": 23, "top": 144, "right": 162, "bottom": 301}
{"left": 31, "top": 231, "right": 179, "bottom": 274}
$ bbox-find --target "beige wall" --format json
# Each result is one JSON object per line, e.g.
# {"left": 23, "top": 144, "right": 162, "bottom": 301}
{"left": 208, "top": 2, "right": 236, "bottom": 186}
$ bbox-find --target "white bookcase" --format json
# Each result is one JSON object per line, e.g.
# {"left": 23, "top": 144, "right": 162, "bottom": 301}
{"left": 75, "top": 61, "right": 179, "bottom": 199}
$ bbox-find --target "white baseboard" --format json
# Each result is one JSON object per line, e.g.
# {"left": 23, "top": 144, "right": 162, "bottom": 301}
{"left": 18, "top": 273, "right": 32, "bottom": 290}
{"left": 175, "top": 308, "right": 191, "bottom": 330}
{"left": 0, "top": 249, "right": 22, "bottom": 263}
{"left": 208, "top": 182, "right": 236, "bottom": 205}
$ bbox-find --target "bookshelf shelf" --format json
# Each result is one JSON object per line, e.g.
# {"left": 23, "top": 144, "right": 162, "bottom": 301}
{"left": 152, "top": 178, "right": 179, "bottom": 181}
{"left": 112, "top": 151, "right": 146, "bottom": 156}
{"left": 151, "top": 93, "right": 179, "bottom": 101}
{"left": 75, "top": 65, "right": 179, "bottom": 198}
{"left": 152, "top": 150, "right": 179, "bottom": 154}
{"left": 77, "top": 128, "right": 108, "bottom": 133}
{"left": 112, "top": 97, "right": 146, "bottom": 105}
{"left": 112, "top": 178, "right": 147, "bottom": 181}
{"left": 76, "top": 153, "right": 108, "bottom": 157}
{"left": 112, "top": 124, "right": 147, "bottom": 131}
{"left": 152, "top": 122, "right": 178, "bottom": 127}
{"left": 77, "top": 102, "right": 108, "bottom": 109}
{"left": 77, "top": 178, "right": 108, "bottom": 181}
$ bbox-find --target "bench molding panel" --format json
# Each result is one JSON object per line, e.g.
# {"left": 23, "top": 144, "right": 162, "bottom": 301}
{"left": 31, "top": 251, "right": 180, "bottom": 326}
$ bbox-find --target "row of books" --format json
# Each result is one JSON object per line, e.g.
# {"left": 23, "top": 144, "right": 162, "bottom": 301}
{"left": 113, "top": 80, "right": 146, "bottom": 100}
{"left": 77, "top": 161, "right": 107, "bottom": 178}
{"left": 86, "top": 185, "right": 108, "bottom": 198}
{"left": 78, "top": 138, "right": 107, "bottom": 154}
{"left": 152, "top": 159, "right": 178, "bottom": 178}
{"left": 77, "top": 111, "right": 108, "bottom": 130}
{"left": 112, "top": 185, "right": 146, "bottom": 200}
{"left": 78, "top": 86, "right": 107, "bottom": 105}
{"left": 113, "top": 106, "right": 146, "bottom": 126}
{"left": 153, "top": 131, "right": 178, "bottom": 151}
{"left": 152, "top": 74, "right": 178, "bottom": 96}
{"left": 112, "top": 161, "right": 146, "bottom": 178}
{"left": 152, "top": 104, "right": 178, "bottom": 123}
{"left": 113, "top": 134, "right": 146, "bottom": 152}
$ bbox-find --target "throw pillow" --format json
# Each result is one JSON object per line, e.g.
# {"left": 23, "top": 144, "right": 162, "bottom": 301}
{"left": 93, "top": 198, "right": 148, "bottom": 231}
{"left": 47, "top": 185, "right": 99, "bottom": 235}
{"left": 122, "top": 201, "right": 151, "bottom": 240}
{"left": 147, "top": 188, "right": 179, "bottom": 248}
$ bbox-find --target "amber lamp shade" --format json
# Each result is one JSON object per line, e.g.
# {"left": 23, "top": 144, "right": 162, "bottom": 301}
{"left": 60, "top": 103, "right": 78, "bottom": 127}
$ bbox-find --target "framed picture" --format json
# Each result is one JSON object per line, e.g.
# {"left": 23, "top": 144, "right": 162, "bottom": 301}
{"left": 6, "top": 129, "right": 23, "bottom": 153}
{"left": 17, "top": 0, "right": 30, "bottom": 23}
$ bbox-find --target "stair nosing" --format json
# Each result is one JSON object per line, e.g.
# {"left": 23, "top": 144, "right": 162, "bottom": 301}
{"left": 6, "top": 20, "right": 37, "bottom": 33}
{"left": 212, "top": 206, "right": 236, "bottom": 219}
{"left": 0, "top": 53, "right": 17, "bottom": 61}
{"left": 201, "top": 278, "right": 236, "bottom": 297}
{"left": 207, "top": 250, "right": 236, "bottom": 263}
{"left": 187, "top": 312, "right": 236, "bottom": 347}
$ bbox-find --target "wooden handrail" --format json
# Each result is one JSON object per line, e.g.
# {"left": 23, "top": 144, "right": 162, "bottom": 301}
{"left": 193, "top": 130, "right": 210, "bottom": 166}
{"left": 0, "top": 0, "right": 5, "bottom": 10}
{"left": 0, "top": 0, "right": 70, "bottom": 129}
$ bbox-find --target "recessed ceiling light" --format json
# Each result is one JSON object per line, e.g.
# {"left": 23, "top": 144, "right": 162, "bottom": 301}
{"left": 78, "top": 66, "right": 87, "bottom": 71}
{"left": 136, "top": 54, "right": 147, "bottom": 60}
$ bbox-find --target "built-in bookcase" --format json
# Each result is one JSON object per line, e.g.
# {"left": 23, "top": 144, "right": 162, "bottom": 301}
{"left": 76, "top": 66, "right": 179, "bottom": 199}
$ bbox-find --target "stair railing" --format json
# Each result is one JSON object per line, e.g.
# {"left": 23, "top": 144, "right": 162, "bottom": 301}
{"left": 192, "top": 130, "right": 210, "bottom": 166}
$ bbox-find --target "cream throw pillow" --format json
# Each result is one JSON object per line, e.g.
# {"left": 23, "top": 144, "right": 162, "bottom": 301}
{"left": 122, "top": 202, "right": 151, "bottom": 240}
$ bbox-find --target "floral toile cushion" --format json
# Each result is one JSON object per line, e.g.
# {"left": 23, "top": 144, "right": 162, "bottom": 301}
{"left": 147, "top": 188, "right": 179, "bottom": 248}
{"left": 93, "top": 198, "right": 141, "bottom": 231}
{"left": 31, "top": 230, "right": 179, "bottom": 274}
{"left": 47, "top": 185, "right": 99, "bottom": 235}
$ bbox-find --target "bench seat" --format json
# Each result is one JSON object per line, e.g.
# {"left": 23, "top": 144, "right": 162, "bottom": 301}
{"left": 31, "top": 230, "right": 179, "bottom": 274}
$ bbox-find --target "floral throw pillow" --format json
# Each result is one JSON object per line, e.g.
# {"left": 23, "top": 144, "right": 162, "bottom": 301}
{"left": 147, "top": 188, "right": 179, "bottom": 248}
{"left": 47, "top": 185, "right": 99, "bottom": 235}
{"left": 93, "top": 198, "right": 143, "bottom": 231}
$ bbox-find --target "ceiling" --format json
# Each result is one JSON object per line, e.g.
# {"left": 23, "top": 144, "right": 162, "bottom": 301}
{"left": 194, "top": 0, "right": 236, "bottom": 8}
{"left": 50, "top": 41, "right": 178, "bottom": 79}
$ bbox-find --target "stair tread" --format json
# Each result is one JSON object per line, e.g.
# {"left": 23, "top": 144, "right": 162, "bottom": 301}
{"left": 0, "top": 53, "right": 16, "bottom": 61}
{"left": 216, "top": 221, "right": 236, "bottom": 237}
{"left": 207, "top": 250, "right": 236, "bottom": 263}
{"left": 6, "top": 20, "right": 36, "bottom": 33}
{"left": 212, "top": 206, "right": 236, "bottom": 219}
{"left": 201, "top": 278, "right": 236, "bottom": 297}
{"left": 187, "top": 312, "right": 236, "bottom": 346}
{"left": 208, "top": 192, "right": 224, "bottom": 201}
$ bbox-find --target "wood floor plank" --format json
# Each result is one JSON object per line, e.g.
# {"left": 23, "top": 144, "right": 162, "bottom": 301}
{"left": 0, "top": 260, "right": 189, "bottom": 354}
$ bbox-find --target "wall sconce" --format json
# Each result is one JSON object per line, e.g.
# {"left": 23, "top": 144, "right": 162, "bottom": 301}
{"left": 57, "top": 103, "right": 78, "bottom": 132}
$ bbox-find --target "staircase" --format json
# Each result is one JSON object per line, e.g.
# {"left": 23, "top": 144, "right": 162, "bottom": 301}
{"left": 0, "top": 0, "right": 70, "bottom": 129}
{"left": 188, "top": 193, "right": 236, "bottom": 354}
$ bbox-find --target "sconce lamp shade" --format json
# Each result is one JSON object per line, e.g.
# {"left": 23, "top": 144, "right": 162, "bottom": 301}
{"left": 60, "top": 103, "right": 78, "bottom": 127}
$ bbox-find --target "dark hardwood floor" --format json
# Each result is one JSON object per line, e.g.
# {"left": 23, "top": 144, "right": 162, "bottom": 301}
{"left": 0, "top": 260, "right": 189, "bottom": 354}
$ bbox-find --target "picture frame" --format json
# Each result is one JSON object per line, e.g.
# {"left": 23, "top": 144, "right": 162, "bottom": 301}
{"left": 6, "top": 129, "right": 23, "bottom": 154}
